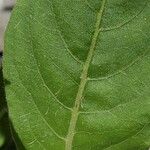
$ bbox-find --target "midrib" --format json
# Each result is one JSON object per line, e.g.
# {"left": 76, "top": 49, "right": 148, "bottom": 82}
{"left": 65, "top": 0, "right": 107, "bottom": 149}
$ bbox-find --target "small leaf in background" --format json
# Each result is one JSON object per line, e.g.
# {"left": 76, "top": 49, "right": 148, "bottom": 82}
{"left": 0, "top": 66, "right": 6, "bottom": 149}
{"left": 3, "top": 0, "right": 150, "bottom": 150}
{"left": 0, "top": 63, "right": 16, "bottom": 149}
{"left": 0, "top": 128, "right": 5, "bottom": 148}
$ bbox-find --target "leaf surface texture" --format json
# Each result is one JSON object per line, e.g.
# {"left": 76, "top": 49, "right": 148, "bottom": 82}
{"left": 3, "top": 0, "right": 150, "bottom": 149}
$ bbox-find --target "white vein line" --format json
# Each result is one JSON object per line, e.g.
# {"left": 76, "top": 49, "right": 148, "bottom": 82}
{"left": 79, "top": 96, "right": 145, "bottom": 115}
{"left": 8, "top": 88, "right": 56, "bottom": 148}
{"left": 13, "top": 72, "right": 66, "bottom": 141}
{"left": 74, "top": 123, "right": 149, "bottom": 150}
{"left": 84, "top": 0, "right": 96, "bottom": 12}
{"left": 14, "top": 29, "right": 79, "bottom": 86}
{"left": 8, "top": 48, "right": 64, "bottom": 141}
{"left": 14, "top": 5, "right": 82, "bottom": 84}
{"left": 15, "top": 4, "right": 83, "bottom": 65}
{"left": 103, "top": 123, "right": 149, "bottom": 150}
{"left": 47, "top": 0, "right": 84, "bottom": 64}
{"left": 31, "top": 32, "right": 79, "bottom": 86}
{"left": 10, "top": 31, "right": 74, "bottom": 111}
{"left": 58, "top": 31, "right": 83, "bottom": 64}
{"left": 88, "top": 49, "right": 149, "bottom": 81}
{"left": 27, "top": 139, "right": 37, "bottom": 146}
{"left": 28, "top": 121, "right": 47, "bottom": 150}
{"left": 8, "top": 30, "right": 79, "bottom": 85}
{"left": 72, "top": 123, "right": 149, "bottom": 150}
{"left": 65, "top": 0, "right": 107, "bottom": 149}
{"left": 11, "top": 14, "right": 70, "bottom": 140}
{"left": 14, "top": 20, "right": 22, "bottom": 29}
{"left": 30, "top": 43, "right": 72, "bottom": 111}
{"left": 32, "top": 11, "right": 83, "bottom": 64}
{"left": 25, "top": 13, "right": 71, "bottom": 139}
{"left": 99, "top": 1, "right": 148, "bottom": 32}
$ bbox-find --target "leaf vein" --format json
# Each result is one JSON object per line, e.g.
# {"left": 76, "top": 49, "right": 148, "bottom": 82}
{"left": 45, "top": 0, "right": 83, "bottom": 64}
{"left": 88, "top": 48, "right": 149, "bottom": 81}
{"left": 100, "top": 1, "right": 148, "bottom": 32}
{"left": 65, "top": 0, "right": 107, "bottom": 149}
{"left": 103, "top": 124, "right": 149, "bottom": 150}
{"left": 14, "top": 68, "right": 66, "bottom": 141}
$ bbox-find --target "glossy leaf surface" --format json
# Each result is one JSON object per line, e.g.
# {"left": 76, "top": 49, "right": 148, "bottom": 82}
{"left": 4, "top": 0, "right": 150, "bottom": 149}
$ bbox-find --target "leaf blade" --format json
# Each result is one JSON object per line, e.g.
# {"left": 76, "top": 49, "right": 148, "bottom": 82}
{"left": 4, "top": 0, "right": 150, "bottom": 149}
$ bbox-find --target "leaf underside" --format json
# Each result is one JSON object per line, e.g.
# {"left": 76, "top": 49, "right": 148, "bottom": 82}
{"left": 3, "top": 0, "right": 150, "bottom": 150}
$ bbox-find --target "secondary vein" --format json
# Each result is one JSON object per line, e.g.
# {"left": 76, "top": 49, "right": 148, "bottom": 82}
{"left": 65, "top": 0, "right": 107, "bottom": 149}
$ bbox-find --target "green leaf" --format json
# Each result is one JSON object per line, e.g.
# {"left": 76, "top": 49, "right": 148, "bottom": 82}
{"left": 3, "top": 0, "right": 150, "bottom": 149}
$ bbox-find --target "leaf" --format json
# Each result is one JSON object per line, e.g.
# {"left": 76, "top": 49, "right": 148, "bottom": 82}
{"left": 3, "top": 0, "right": 150, "bottom": 149}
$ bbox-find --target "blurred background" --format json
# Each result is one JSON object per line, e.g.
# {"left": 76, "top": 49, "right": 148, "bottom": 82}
{"left": 0, "top": 1, "right": 16, "bottom": 149}
{"left": 0, "top": 0, "right": 15, "bottom": 52}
